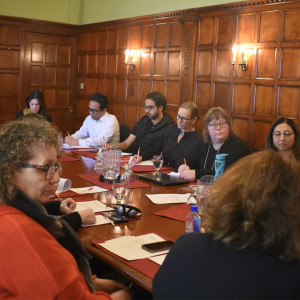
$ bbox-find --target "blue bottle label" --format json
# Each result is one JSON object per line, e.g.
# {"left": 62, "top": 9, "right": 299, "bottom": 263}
{"left": 193, "top": 216, "right": 201, "bottom": 232}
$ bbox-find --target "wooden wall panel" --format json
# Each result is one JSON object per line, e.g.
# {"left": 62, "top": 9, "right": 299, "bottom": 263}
{"left": 73, "top": 0, "right": 300, "bottom": 149}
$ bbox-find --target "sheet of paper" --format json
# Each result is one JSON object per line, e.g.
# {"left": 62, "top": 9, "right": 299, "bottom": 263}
{"left": 169, "top": 172, "right": 180, "bottom": 177}
{"left": 99, "top": 233, "right": 169, "bottom": 261}
{"left": 62, "top": 144, "right": 93, "bottom": 149}
{"left": 135, "top": 160, "right": 154, "bottom": 166}
{"left": 74, "top": 200, "right": 113, "bottom": 212}
{"left": 70, "top": 186, "right": 108, "bottom": 194}
{"left": 149, "top": 254, "right": 167, "bottom": 265}
{"left": 81, "top": 215, "right": 111, "bottom": 227}
{"left": 121, "top": 152, "right": 133, "bottom": 156}
{"left": 145, "top": 193, "right": 191, "bottom": 204}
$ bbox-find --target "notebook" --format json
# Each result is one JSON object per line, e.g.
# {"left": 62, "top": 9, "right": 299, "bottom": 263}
{"left": 137, "top": 172, "right": 189, "bottom": 186}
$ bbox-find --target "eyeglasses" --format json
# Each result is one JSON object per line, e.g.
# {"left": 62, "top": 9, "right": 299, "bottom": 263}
{"left": 176, "top": 115, "right": 192, "bottom": 122}
{"left": 208, "top": 122, "right": 228, "bottom": 129}
{"left": 89, "top": 107, "right": 101, "bottom": 114}
{"left": 143, "top": 105, "right": 155, "bottom": 111}
{"left": 273, "top": 130, "right": 294, "bottom": 137}
{"left": 17, "top": 163, "right": 61, "bottom": 180}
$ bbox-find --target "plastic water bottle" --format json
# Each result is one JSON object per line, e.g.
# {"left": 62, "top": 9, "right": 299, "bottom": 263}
{"left": 185, "top": 205, "right": 201, "bottom": 233}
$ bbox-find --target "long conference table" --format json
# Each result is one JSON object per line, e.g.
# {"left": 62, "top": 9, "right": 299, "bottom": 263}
{"left": 60, "top": 150, "right": 190, "bottom": 293}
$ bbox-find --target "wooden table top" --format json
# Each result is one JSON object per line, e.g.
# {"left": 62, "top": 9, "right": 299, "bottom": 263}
{"left": 60, "top": 151, "right": 190, "bottom": 292}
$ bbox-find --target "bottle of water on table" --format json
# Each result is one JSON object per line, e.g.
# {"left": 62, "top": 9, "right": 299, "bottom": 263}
{"left": 185, "top": 205, "right": 201, "bottom": 233}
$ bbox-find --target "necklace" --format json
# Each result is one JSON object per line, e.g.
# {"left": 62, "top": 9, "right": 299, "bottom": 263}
{"left": 203, "top": 142, "right": 221, "bottom": 170}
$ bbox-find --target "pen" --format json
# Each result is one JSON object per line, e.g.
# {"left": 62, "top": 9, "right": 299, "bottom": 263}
{"left": 184, "top": 158, "right": 187, "bottom": 166}
{"left": 53, "top": 192, "right": 63, "bottom": 202}
{"left": 67, "top": 130, "right": 70, "bottom": 136}
{"left": 103, "top": 214, "right": 115, "bottom": 227}
{"left": 86, "top": 187, "right": 93, "bottom": 192}
{"left": 137, "top": 147, "right": 140, "bottom": 159}
{"left": 53, "top": 192, "right": 68, "bottom": 209}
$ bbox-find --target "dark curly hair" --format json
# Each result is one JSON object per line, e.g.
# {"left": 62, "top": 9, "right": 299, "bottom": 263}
{"left": 0, "top": 118, "right": 59, "bottom": 201}
{"left": 204, "top": 150, "right": 300, "bottom": 263}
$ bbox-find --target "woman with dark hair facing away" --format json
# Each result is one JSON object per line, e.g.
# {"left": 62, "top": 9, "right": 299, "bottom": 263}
{"left": 0, "top": 118, "right": 131, "bottom": 299}
{"left": 178, "top": 106, "right": 250, "bottom": 181}
{"left": 16, "top": 90, "right": 52, "bottom": 122}
{"left": 130, "top": 101, "right": 203, "bottom": 169}
{"left": 153, "top": 151, "right": 300, "bottom": 299}
{"left": 266, "top": 117, "right": 300, "bottom": 160}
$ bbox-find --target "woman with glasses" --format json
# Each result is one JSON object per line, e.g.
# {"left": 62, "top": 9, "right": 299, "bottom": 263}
{"left": 0, "top": 118, "right": 131, "bottom": 299}
{"left": 178, "top": 107, "right": 250, "bottom": 181}
{"left": 266, "top": 117, "right": 300, "bottom": 160}
{"left": 130, "top": 102, "right": 203, "bottom": 170}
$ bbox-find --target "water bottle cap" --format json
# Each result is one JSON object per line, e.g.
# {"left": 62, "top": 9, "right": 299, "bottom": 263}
{"left": 191, "top": 205, "right": 198, "bottom": 212}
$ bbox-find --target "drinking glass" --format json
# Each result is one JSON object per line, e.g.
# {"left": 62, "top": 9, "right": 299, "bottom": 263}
{"left": 196, "top": 175, "right": 214, "bottom": 216}
{"left": 153, "top": 154, "right": 163, "bottom": 174}
{"left": 112, "top": 181, "right": 127, "bottom": 204}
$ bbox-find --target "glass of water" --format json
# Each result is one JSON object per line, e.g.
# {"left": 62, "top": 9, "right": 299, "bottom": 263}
{"left": 153, "top": 154, "right": 163, "bottom": 174}
{"left": 112, "top": 181, "right": 127, "bottom": 204}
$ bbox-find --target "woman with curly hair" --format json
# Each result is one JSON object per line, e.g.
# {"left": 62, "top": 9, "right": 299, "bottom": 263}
{"left": 153, "top": 151, "right": 300, "bottom": 299}
{"left": 15, "top": 90, "right": 52, "bottom": 122}
{"left": 0, "top": 118, "right": 131, "bottom": 299}
{"left": 266, "top": 117, "right": 300, "bottom": 160}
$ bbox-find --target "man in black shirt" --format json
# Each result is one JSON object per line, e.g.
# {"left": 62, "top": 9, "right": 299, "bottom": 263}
{"left": 118, "top": 91, "right": 175, "bottom": 156}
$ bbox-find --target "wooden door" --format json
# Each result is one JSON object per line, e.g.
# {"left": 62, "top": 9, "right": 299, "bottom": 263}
{"left": 22, "top": 32, "right": 78, "bottom": 134}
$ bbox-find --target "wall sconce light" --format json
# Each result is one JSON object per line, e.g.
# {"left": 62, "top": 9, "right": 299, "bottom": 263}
{"left": 124, "top": 49, "right": 141, "bottom": 70}
{"left": 231, "top": 44, "right": 247, "bottom": 71}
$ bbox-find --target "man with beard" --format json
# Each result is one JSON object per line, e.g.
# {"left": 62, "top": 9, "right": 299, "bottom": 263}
{"left": 65, "top": 93, "right": 119, "bottom": 147}
{"left": 118, "top": 91, "right": 175, "bottom": 158}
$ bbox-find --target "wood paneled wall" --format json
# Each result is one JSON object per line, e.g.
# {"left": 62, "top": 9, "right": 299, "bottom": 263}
{"left": 78, "top": 0, "right": 300, "bottom": 149}
{"left": 0, "top": 16, "right": 78, "bottom": 133}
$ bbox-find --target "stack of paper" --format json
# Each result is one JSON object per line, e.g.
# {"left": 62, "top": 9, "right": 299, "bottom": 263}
{"left": 145, "top": 193, "right": 192, "bottom": 204}
{"left": 99, "top": 233, "right": 170, "bottom": 261}
{"left": 74, "top": 200, "right": 113, "bottom": 212}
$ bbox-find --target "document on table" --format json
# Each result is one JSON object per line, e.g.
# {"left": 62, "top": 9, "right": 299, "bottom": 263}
{"left": 62, "top": 144, "right": 93, "bottom": 149}
{"left": 99, "top": 233, "right": 170, "bottom": 261}
{"left": 149, "top": 254, "right": 167, "bottom": 265}
{"left": 121, "top": 152, "right": 133, "bottom": 156}
{"left": 169, "top": 172, "right": 180, "bottom": 177}
{"left": 145, "top": 193, "right": 191, "bottom": 204}
{"left": 81, "top": 214, "right": 111, "bottom": 227}
{"left": 135, "top": 160, "right": 153, "bottom": 166}
{"left": 74, "top": 200, "right": 113, "bottom": 212}
{"left": 70, "top": 186, "right": 108, "bottom": 194}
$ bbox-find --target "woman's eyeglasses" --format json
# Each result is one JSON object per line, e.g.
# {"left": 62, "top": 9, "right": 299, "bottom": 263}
{"left": 17, "top": 163, "right": 61, "bottom": 180}
{"left": 273, "top": 130, "right": 294, "bottom": 137}
{"left": 176, "top": 115, "right": 192, "bottom": 122}
{"left": 208, "top": 122, "right": 228, "bottom": 129}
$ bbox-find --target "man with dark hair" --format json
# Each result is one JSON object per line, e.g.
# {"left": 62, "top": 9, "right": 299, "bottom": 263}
{"left": 118, "top": 91, "right": 175, "bottom": 158}
{"left": 65, "top": 93, "right": 119, "bottom": 147}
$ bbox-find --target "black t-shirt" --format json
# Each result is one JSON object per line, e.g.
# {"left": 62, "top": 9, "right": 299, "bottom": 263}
{"left": 128, "top": 112, "right": 175, "bottom": 156}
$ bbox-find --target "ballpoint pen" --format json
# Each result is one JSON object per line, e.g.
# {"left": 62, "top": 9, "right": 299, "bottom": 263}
{"left": 184, "top": 158, "right": 187, "bottom": 166}
{"left": 67, "top": 130, "right": 70, "bottom": 136}
{"left": 103, "top": 214, "right": 115, "bottom": 227}
{"left": 53, "top": 192, "right": 68, "bottom": 208}
{"left": 137, "top": 147, "right": 140, "bottom": 159}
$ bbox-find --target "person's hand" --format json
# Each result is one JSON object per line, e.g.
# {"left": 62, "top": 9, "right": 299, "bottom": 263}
{"left": 179, "top": 170, "right": 196, "bottom": 181}
{"left": 64, "top": 136, "right": 79, "bottom": 146}
{"left": 60, "top": 198, "right": 76, "bottom": 214}
{"left": 178, "top": 164, "right": 190, "bottom": 173}
{"left": 94, "top": 278, "right": 133, "bottom": 299}
{"left": 78, "top": 208, "right": 96, "bottom": 225}
{"left": 129, "top": 154, "right": 142, "bottom": 164}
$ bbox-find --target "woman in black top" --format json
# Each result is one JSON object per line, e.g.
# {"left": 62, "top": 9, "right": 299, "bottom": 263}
{"left": 16, "top": 90, "right": 52, "bottom": 122}
{"left": 178, "top": 107, "right": 250, "bottom": 180}
{"left": 131, "top": 101, "right": 203, "bottom": 170}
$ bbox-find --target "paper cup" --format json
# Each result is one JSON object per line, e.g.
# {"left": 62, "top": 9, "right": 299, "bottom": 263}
{"left": 56, "top": 178, "right": 72, "bottom": 193}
